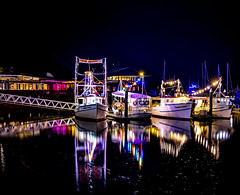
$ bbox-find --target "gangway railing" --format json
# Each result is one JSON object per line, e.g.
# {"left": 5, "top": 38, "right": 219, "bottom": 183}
{"left": 0, "top": 117, "right": 75, "bottom": 135}
{"left": 0, "top": 92, "right": 77, "bottom": 111}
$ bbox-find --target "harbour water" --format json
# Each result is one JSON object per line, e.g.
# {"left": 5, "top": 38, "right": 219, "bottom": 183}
{"left": 0, "top": 110, "right": 239, "bottom": 194}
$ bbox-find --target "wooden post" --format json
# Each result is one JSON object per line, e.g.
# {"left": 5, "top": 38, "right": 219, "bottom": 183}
{"left": 124, "top": 88, "right": 128, "bottom": 118}
{"left": 209, "top": 88, "right": 213, "bottom": 117}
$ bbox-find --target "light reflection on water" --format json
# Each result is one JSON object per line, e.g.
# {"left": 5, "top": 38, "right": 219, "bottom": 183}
{"left": 0, "top": 114, "right": 238, "bottom": 193}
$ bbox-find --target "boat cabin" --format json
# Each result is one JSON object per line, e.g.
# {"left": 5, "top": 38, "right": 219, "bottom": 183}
{"left": 77, "top": 95, "right": 106, "bottom": 106}
{"left": 112, "top": 91, "right": 151, "bottom": 115}
{"left": 151, "top": 97, "right": 191, "bottom": 107}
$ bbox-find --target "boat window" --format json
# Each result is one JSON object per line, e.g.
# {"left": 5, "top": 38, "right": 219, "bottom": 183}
{"left": 78, "top": 99, "right": 83, "bottom": 105}
{"left": 151, "top": 100, "right": 160, "bottom": 107}
{"left": 217, "top": 99, "right": 220, "bottom": 103}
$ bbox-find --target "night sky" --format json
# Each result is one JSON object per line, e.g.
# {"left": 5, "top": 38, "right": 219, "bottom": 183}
{"left": 1, "top": 1, "right": 239, "bottom": 90}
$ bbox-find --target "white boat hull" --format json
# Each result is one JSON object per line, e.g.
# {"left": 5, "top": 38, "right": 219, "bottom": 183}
{"left": 151, "top": 102, "right": 192, "bottom": 120}
{"left": 75, "top": 103, "right": 108, "bottom": 120}
{"left": 212, "top": 105, "right": 232, "bottom": 118}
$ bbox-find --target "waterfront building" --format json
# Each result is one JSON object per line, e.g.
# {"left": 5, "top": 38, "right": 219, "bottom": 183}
{"left": 0, "top": 73, "right": 75, "bottom": 92}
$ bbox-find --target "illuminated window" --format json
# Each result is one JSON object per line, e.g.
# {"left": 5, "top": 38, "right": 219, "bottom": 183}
{"left": 44, "top": 84, "right": 48, "bottom": 90}
{"left": 62, "top": 84, "right": 66, "bottom": 90}
{"left": 57, "top": 84, "right": 61, "bottom": 91}
{"left": 33, "top": 84, "right": 36, "bottom": 90}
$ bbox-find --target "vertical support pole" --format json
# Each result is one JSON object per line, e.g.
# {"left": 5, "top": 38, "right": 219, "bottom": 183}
{"left": 177, "top": 79, "right": 180, "bottom": 97}
{"left": 74, "top": 56, "right": 79, "bottom": 104}
{"left": 124, "top": 88, "right": 128, "bottom": 118}
{"left": 104, "top": 58, "right": 108, "bottom": 106}
{"left": 209, "top": 88, "right": 213, "bottom": 117}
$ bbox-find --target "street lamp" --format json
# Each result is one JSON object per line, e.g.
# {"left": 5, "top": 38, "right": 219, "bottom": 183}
{"left": 139, "top": 72, "right": 144, "bottom": 98}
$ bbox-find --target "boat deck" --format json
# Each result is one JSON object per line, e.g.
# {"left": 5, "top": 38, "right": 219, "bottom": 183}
{"left": 106, "top": 111, "right": 151, "bottom": 122}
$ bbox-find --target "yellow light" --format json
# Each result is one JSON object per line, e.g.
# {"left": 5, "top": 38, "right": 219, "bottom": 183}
{"left": 139, "top": 72, "right": 144, "bottom": 77}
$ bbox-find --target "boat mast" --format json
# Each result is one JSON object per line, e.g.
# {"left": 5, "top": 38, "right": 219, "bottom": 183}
{"left": 74, "top": 57, "right": 107, "bottom": 104}
{"left": 218, "top": 64, "right": 221, "bottom": 97}
{"left": 226, "top": 62, "right": 233, "bottom": 96}
{"left": 160, "top": 60, "right": 166, "bottom": 97}
{"left": 227, "top": 63, "right": 228, "bottom": 96}
{"left": 177, "top": 79, "right": 180, "bottom": 97}
{"left": 74, "top": 56, "right": 79, "bottom": 104}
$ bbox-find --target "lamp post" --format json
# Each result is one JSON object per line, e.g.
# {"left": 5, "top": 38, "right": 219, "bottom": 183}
{"left": 140, "top": 72, "right": 144, "bottom": 98}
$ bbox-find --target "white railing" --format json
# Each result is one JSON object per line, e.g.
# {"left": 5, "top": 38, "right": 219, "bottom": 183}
{"left": 0, "top": 117, "right": 75, "bottom": 135}
{"left": 0, "top": 92, "right": 77, "bottom": 111}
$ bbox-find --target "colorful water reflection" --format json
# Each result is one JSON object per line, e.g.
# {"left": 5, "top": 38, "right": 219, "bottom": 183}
{"left": 110, "top": 121, "right": 151, "bottom": 168}
{"left": 0, "top": 114, "right": 238, "bottom": 193}
{"left": 74, "top": 119, "right": 107, "bottom": 193}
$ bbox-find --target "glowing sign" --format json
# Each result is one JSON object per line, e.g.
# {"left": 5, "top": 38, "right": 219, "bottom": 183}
{"left": 78, "top": 58, "right": 103, "bottom": 64}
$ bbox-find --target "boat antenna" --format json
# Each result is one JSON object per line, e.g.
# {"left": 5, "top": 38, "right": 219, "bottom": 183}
{"left": 227, "top": 62, "right": 233, "bottom": 96}
{"left": 162, "top": 60, "right": 166, "bottom": 81}
{"left": 118, "top": 79, "right": 123, "bottom": 91}
{"left": 218, "top": 64, "right": 221, "bottom": 78}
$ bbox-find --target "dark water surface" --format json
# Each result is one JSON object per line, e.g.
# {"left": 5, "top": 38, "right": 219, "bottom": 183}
{"left": 0, "top": 111, "right": 239, "bottom": 194}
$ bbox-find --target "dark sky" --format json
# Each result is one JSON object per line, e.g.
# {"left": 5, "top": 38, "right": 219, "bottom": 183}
{"left": 1, "top": 1, "right": 239, "bottom": 89}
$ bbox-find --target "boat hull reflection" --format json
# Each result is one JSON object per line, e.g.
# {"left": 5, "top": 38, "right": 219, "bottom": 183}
{"left": 74, "top": 118, "right": 108, "bottom": 133}
{"left": 193, "top": 119, "right": 233, "bottom": 159}
{"left": 74, "top": 119, "right": 108, "bottom": 192}
{"left": 151, "top": 117, "right": 191, "bottom": 157}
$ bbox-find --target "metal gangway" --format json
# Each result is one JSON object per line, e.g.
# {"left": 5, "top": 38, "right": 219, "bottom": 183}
{"left": 0, "top": 117, "right": 75, "bottom": 136}
{"left": 0, "top": 92, "right": 77, "bottom": 111}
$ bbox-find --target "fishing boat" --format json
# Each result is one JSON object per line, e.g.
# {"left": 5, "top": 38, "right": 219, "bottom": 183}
{"left": 192, "top": 77, "right": 233, "bottom": 119}
{"left": 111, "top": 90, "right": 152, "bottom": 119}
{"left": 151, "top": 79, "right": 193, "bottom": 120}
{"left": 110, "top": 73, "right": 152, "bottom": 120}
{"left": 74, "top": 57, "right": 108, "bottom": 120}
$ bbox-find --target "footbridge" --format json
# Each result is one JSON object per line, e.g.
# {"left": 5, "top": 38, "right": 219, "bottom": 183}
{"left": 0, "top": 117, "right": 75, "bottom": 136}
{"left": 0, "top": 92, "right": 77, "bottom": 111}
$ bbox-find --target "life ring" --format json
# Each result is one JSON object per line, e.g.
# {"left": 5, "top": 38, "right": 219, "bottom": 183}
{"left": 139, "top": 101, "right": 145, "bottom": 106}
{"left": 145, "top": 100, "right": 149, "bottom": 105}
{"left": 133, "top": 101, "right": 137, "bottom": 106}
